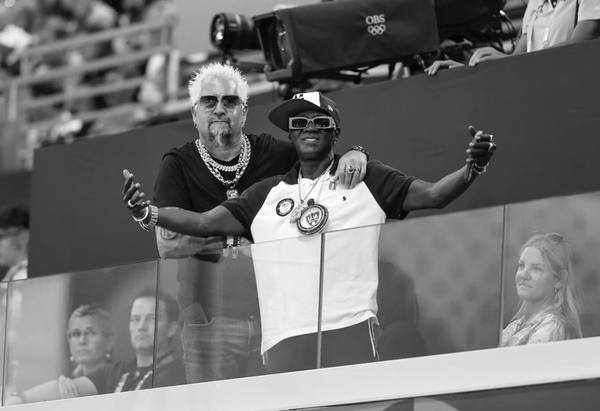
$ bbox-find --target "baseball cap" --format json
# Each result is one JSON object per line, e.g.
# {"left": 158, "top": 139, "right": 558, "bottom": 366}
{"left": 268, "top": 91, "right": 341, "bottom": 132}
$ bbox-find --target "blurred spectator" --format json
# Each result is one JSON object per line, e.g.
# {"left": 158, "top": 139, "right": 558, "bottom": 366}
{"left": 120, "top": 0, "right": 176, "bottom": 24}
{"left": 426, "top": 0, "right": 600, "bottom": 75}
{"left": 5, "top": 287, "right": 185, "bottom": 404}
{"left": 56, "top": 0, "right": 120, "bottom": 109}
{"left": 3, "top": 0, "right": 178, "bottom": 147}
{"left": 500, "top": 232, "right": 582, "bottom": 346}
{"left": 67, "top": 305, "right": 115, "bottom": 377}
{"left": 116, "top": 0, "right": 178, "bottom": 105}
{"left": 0, "top": 204, "right": 29, "bottom": 282}
{"left": 0, "top": 0, "right": 40, "bottom": 76}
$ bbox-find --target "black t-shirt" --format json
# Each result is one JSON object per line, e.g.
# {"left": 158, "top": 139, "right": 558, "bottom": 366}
{"left": 153, "top": 133, "right": 297, "bottom": 319}
{"left": 88, "top": 360, "right": 153, "bottom": 394}
{"left": 87, "top": 355, "right": 186, "bottom": 394}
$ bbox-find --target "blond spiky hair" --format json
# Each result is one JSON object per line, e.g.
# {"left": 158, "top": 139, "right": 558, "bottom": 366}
{"left": 188, "top": 62, "right": 250, "bottom": 107}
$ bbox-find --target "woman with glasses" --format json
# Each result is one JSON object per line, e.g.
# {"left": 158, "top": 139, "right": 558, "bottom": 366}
{"left": 66, "top": 305, "right": 115, "bottom": 377}
{"left": 500, "top": 232, "right": 582, "bottom": 346}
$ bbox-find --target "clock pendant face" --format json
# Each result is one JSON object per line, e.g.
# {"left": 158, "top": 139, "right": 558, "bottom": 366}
{"left": 297, "top": 204, "right": 329, "bottom": 235}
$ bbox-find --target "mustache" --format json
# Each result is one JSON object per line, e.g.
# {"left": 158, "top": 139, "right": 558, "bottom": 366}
{"left": 210, "top": 117, "right": 230, "bottom": 124}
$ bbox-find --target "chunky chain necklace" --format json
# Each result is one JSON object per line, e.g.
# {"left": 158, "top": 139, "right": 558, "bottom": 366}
{"left": 195, "top": 134, "right": 251, "bottom": 198}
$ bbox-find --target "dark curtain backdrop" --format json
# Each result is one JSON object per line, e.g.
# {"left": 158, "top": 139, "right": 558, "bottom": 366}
{"left": 27, "top": 39, "right": 600, "bottom": 277}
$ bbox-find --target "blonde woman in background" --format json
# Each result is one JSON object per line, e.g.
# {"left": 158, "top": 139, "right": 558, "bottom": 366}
{"left": 501, "top": 232, "right": 582, "bottom": 346}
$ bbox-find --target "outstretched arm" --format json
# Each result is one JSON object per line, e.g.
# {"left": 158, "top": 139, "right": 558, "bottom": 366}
{"left": 122, "top": 170, "right": 245, "bottom": 237}
{"left": 155, "top": 218, "right": 226, "bottom": 259}
{"left": 403, "top": 126, "right": 496, "bottom": 211}
{"left": 157, "top": 206, "right": 245, "bottom": 237}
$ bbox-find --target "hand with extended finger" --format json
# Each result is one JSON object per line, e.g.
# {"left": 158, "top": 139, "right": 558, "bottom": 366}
{"left": 466, "top": 125, "right": 496, "bottom": 178}
{"left": 122, "top": 169, "right": 158, "bottom": 231}
{"left": 122, "top": 169, "right": 151, "bottom": 218}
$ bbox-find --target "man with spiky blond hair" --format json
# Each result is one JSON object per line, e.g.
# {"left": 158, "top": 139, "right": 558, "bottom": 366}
{"left": 140, "top": 62, "right": 368, "bottom": 383}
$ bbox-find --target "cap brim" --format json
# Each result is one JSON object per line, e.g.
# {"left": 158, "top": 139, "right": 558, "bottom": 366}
{"left": 268, "top": 99, "right": 331, "bottom": 132}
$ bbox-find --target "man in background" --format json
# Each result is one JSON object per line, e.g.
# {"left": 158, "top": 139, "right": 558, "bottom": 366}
{"left": 5, "top": 287, "right": 184, "bottom": 404}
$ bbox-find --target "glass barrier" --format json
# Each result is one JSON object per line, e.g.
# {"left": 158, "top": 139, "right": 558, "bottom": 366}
{"left": 0, "top": 282, "right": 7, "bottom": 403}
{"left": 250, "top": 235, "right": 332, "bottom": 374}
{"left": 2, "top": 260, "right": 158, "bottom": 405}
{"left": 2, "top": 191, "right": 600, "bottom": 407}
{"left": 320, "top": 206, "right": 505, "bottom": 368}
{"left": 157, "top": 236, "right": 322, "bottom": 385}
{"left": 503, "top": 191, "right": 600, "bottom": 344}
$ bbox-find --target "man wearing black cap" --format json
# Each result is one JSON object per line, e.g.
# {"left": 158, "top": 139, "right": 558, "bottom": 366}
{"left": 123, "top": 91, "right": 497, "bottom": 373}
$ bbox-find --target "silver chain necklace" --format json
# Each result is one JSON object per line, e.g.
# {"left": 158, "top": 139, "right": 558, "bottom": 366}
{"left": 195, "top": 135, "right": 251, "bottom": 198}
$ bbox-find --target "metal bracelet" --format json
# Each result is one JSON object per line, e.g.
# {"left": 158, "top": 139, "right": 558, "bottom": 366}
{"left": 132, "top": 206, "right": 150, "bottom": 222}
{"left": 472, "top": 164, "right": 488, "bottom": 175}
{"left": 349, "top": 145, "right": 369, "bottom": 161}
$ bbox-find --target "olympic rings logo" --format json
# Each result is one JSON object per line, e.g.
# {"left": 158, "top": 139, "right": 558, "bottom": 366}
{"left": 367, "top": 24, "right": 386, "bottom": 36}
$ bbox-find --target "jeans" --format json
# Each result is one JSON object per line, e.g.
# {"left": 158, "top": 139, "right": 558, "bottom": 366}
{"left": 181, "top": 303, "right": 264, "bottom": 383}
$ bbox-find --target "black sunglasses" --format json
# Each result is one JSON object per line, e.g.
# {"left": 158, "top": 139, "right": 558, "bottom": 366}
{"left": 288, "top": 116, "right": 336, "bottom": 130}
{"left": 197, "top": 95, "right": 242, "bottom": 110}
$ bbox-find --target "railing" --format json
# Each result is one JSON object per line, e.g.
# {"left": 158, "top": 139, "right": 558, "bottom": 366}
{"left": 1, "top": 17, "right": 180, "bottom": 173}
{"left": 1, "top": 190, "right": 599, "bottom": 409}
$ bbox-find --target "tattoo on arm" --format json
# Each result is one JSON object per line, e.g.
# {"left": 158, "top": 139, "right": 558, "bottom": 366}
{"left": 160, "top": 228, "right": 177, "bottom": 240}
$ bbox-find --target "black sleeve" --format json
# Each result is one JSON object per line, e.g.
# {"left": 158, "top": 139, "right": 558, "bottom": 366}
{"left": 364, "top": 161, "right": 415, "bottom": 220}
{"left": 221, "top": 177, "right": 281, "bottom": 239}
{"left": 85, "top": 364, "right": 110, "bottom": 394}
{"left": 153, "top": 153, "right": 192, "bottom": 209}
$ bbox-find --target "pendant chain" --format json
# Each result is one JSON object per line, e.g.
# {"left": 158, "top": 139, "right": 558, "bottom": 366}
{"left": 195, "top": 135, "right": 251, "bottom": 189}
{"left": 297, "top": 160, "right": 334, "bottom": 206}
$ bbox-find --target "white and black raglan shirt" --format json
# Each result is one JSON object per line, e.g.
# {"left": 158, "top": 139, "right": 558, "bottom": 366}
{"left": 222, "top": 157, "right": 415, "bottom": 353}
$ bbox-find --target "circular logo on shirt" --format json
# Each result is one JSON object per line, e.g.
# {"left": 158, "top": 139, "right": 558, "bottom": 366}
{"left": 276, "top": 198, "right": 295, "bottom": 216}
{"left": 297, "top": 204, "right": 329, "bottom": 235}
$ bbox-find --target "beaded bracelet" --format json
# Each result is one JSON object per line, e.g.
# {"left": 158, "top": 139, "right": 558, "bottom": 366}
{"left": 349, "top": 145, "right": 369, "bottom": 161}
{"left": 222, "top": 236, "right": 241, "bottom": 258}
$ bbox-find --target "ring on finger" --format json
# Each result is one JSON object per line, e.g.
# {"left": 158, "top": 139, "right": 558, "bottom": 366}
{"left": 488, "top": 142, "right": 496, "bottom": 152}
{"left": 127, "top": 200, "right": 135, "bottom": 208}
{"left": 346, "top": 165, "right": 355, "bottom": 173}
{"left": 355, "top": 168, "right": 362, "bottom": 173}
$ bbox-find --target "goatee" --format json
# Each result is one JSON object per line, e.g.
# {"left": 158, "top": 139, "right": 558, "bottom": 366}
{"left": 208, "top": 128, "right": 234, "bottom": 146}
